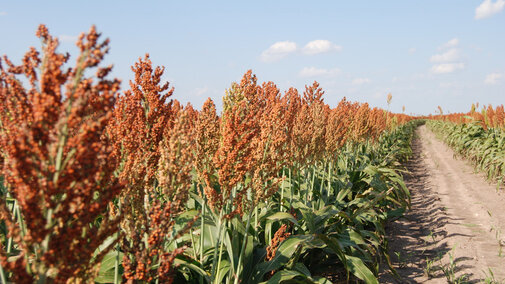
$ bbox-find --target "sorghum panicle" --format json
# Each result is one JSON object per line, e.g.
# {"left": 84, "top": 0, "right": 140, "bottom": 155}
{"left": 0, "top": 24, "right": 122, "bottom": 283}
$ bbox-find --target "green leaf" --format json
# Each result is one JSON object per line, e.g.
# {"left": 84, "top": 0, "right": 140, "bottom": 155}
{"left": 266, "top": 212, "right": 299, "bottom": 226}
{"left": 95, "top": 251, "right": 123, "bottom": 283}
{"left": 250, "top": 235, "right": 311, "bottom": 283}
{"left": 261, "top": 269, "right": 332, "bottom": 284}
{"left": 344, "top": 255, "right": 379, "bottom": 284}
{"left": 293, "top": 262, "right": 311, "bottom": 276}
{"left": 262, "top": 269, "right": 304, "bottom": 284}
{"left": 216, "top": 259, "right": 231, "bottom": 284}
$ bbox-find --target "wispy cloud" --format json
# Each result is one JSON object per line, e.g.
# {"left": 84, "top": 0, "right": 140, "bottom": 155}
{"left": 431, "top": 38, "right": 464, "bottom": 74}
{"left": 351, "top": 78, "right": 370, "bottom": 85}
{"left": 59, "top": 35, "right": 78, "bottom": 43}
{"left": 430, "top": 48, "right": 460, "bottom": 62}
{"left": 0, "top": 11, "right": 7, "bottom": 16}
{"left": 431, "top": 63, "right": 464, "bottom": 74}
{"left": 260, "top": 41, "right": 297, "bottom": 62}
{"left": 475, "top": 0, "right": 505, "bottom": 19}
{"left": 439, "top": 38, "right": 459, "bottom": 49}
{"left": 261, "top": 39, "right": 341, "bottom": 62}
{"left": 484, "top": 72, "right": 504, "bottom": 84}
{"left": 302, "top": 40, "right": 341, "bottom": 55}
{"left": 299, "top": 67, "right": 340, "bottom": 78}
{"left": 193, "top": 86, "right": 209, "bottom": 97}
{"left": 408, "top": 48, "right": 416, "bottom": 54}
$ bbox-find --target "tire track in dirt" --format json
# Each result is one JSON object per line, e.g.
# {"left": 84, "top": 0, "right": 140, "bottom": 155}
{"left": 380, "top": 125, "right": 505, "bottom": 283}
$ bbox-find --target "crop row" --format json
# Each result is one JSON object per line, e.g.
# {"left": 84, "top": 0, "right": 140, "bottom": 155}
{"left": 427, "top": 103, "right": 505, "bottom": 130}
{"left": 427, "top": 104, "right": 505, "bottom": 186}
{"left": 0, "top": 25, "right": 417, "bottom": 283}
{"left": 427, "top": 118, "right": 505, "bottom": 188}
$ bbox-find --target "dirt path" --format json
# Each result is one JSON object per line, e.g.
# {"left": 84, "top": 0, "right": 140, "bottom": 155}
{"left": 380, "top": 125, "right": 505, "bottom": 283}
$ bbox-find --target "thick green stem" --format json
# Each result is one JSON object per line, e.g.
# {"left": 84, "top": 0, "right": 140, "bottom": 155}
{"left": 210, "top": 208, "right": 225, "bottom": 280}
{"left": 310, "top": 164, "right": 316, "bottom": 209}
{"left": 200, "top": 185, "right": 206, "bottom": 269}
{"left": 113, "top": 250, "right": 120, "bottom": 284}
{"left": 0, "top": 264, "right": 7, "bottom": 284}
{"left": 254, "top": 206, "right": 258, "bottom": 239}
{"left": 189, "top": 228, "right": 198, "bottom": 263}
{"left": 319, "top": 161, "right": 326, "bottom": 204}
{"left": 213, "top": 185, "right": 235, "bottom": 282}
{"left": 214, "top": 219, "right": 227, "bottom": 284}
{"left": 327, "top": 161, "right": 332, "bottom": 197}
{"left": 13, "top": 203, "right": 32, "bottom": 275}
{"left": 6, "top": 199, "right": 17, "bottom": 255}
{"left": 234, "top": 209, "right": 254, "bottom": 284}
{"left": 280, "top": 169, "right": 286, "bottom": 212}
{"left": 289, "top": 167, "right": 293, "bottom": 211}
{"left": 113, "top": 200, "right": 122, "bottom": 284}
{"left": 304, "top": 167, "right": 310, "bottom": 203}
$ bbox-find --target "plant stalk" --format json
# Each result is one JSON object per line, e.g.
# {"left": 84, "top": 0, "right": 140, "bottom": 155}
{"left": 234, "top": 208, "right": 254, "bottom": 284}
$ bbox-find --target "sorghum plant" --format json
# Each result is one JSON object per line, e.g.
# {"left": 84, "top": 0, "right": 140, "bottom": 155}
{"left": 121, "top": 107, "right": 197, "bottom": 283}
{"left": 349, "top": 102, "right": 373, "bottom": 143}
{"left": 108, "top": 53, "right": 173, "bottom": 241}
{"left": 324, "top": 98, "right": 355, "bottom": 158}
{"left": 108, "top": 54, "right": 173, "bottom": 230}
{"left": 214, "top": 71, "right": 261, "bottom": 216}
{"left": 109, "top": 55, "right": 198, "bottom": 282}
{"left": 0, "top": 25, "right": 122, "bottom": 283}
{"left": 194, "top": 98, "right": 220, "bottom": 210}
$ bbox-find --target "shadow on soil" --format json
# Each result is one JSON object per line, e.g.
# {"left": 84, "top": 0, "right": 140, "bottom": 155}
{"left": 379, "top": 132, "right": 484, "bottom": 283}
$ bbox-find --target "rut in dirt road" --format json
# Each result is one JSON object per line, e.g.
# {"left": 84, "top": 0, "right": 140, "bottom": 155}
{"left": 380, "top": 125, "right": 505, "bottom": 283}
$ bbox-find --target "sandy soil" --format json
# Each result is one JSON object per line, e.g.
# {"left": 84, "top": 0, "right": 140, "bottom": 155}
{"left": 380, "top": 125, "right": 505, "bottom": 283}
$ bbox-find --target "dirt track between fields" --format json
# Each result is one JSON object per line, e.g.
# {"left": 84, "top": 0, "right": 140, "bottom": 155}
{"left": 380, "top": 125, "right": 505, "bottom": 283}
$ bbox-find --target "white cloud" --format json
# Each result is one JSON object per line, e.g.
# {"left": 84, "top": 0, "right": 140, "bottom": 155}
{"left": 299, "top": 67, "right": 341, "bottom": 77}
{"left": 440, "top": 38, "right": 459, "bottom": 49}
{"left": 475, "top": 0, "right": 505, "bottom": 19}
{"left": 431, "top": 40, "right": 463, "bottom": 74}
{"left": 408, "top": 48, "right": 416, "bottom": 54}
{"left": 484, "top": 73, "right": 505, "bottom": 84}
{"left": 193, "top": 86, "right": 209, "bottom": 97}
{"left": 430, "top": 48, "right": 460, "bottom": 62}
{"left": 352, "top": 78, "right": 371, "bottom": 85}
{"left": 0, "top": 11, "right": 7, "bottom": 16}
{"left": 260, "top": 41, "right": 297, "bottom": 62}
{"left": 59, "top": 35, "right": 78, "bottom": 43}
{"left": 431, "top": 63, "right": 465, "bottom": 74}
{"left": 302, "top": 40, "right": 342, "bottom": 55}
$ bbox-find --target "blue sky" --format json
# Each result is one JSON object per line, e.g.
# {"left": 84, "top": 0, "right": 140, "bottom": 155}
{"left": 0, "top": 1, "right": 504, "bottom": 115}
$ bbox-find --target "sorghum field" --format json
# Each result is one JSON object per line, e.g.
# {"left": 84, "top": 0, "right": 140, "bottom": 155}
{"left": 0, "top": 25, "right": 504, "bottom": 284}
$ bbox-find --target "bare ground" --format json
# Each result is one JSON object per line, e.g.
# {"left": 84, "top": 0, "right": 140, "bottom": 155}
{"left": 380, "top": 125, "right": 505, "bottom": 283}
